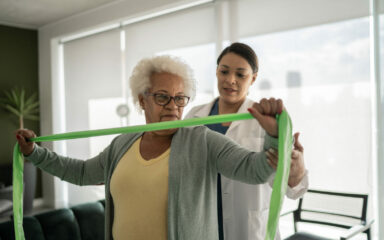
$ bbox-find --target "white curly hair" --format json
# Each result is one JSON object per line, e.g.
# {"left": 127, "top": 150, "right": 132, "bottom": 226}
{"left": 129, "top": 55, "right": 196, "bottom": 110}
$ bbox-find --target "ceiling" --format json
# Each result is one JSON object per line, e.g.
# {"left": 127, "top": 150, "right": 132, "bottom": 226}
{"left": 0, "top": 0, "right": 121, "bottom": 29}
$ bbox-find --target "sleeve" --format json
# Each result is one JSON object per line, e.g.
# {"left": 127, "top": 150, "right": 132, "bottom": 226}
{"left": 25, "top": 144, "right": 111, "bottom": 186}
{"left": 285, "top": 170, "right": 309, "bottom": 199}
{"left": 266, "top": 166, "right": 309, "bottom": 199}
{"left": 206, "top": 129, "right": 278, "bottom": 184}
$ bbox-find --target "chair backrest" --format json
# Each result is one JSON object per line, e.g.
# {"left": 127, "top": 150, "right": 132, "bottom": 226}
{"left": 294, "top": 189, "right": 368, "bottom": 230}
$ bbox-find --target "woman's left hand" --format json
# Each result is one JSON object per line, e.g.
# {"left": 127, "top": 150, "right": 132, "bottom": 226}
{"left": 248, "top": 98, "right": 283, "bottom": 137}
{"left": 288, "top": 132, "right": 306, "bottom": 187}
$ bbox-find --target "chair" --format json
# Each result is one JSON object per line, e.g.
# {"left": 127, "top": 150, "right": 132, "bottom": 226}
{"left": 283, "top": 189, "right": 373, "bottom": 240}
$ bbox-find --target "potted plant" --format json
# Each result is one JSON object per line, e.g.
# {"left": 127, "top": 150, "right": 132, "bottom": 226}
{"left": 0, "top": 87, "right": 39, "bottom": 129}
{"left": 0, "top": 87, "right": 39, "bottom": 214}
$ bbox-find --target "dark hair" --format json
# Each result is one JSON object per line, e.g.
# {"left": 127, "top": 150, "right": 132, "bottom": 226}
{"left": 216, "top": 42, "right": 259, "bottom": 73}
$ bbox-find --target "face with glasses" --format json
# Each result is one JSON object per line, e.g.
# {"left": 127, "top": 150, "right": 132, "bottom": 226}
{"left": 139, "top": 72, "right": 189, "bottom": 135}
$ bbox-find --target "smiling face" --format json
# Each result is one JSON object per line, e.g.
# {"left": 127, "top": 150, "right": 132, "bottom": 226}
{"left": 217, "top": 52, "right": 257, "bottom": 105}
{"left": 139, "top": 72, "right": 186, "bottom": 136}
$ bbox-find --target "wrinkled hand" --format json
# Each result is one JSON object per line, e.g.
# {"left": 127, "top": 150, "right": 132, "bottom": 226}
{"left": 265, "top": 132, "right": 306, "bottom": 187}
{"left": 15, "top": 129, "right": 36, "bottom": 156}
{"left": 248, "top": 98, "right": 284, "bottom": 137}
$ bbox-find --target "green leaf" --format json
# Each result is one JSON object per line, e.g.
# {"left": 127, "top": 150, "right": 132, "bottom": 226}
{"left": 25, "top": 93, "right": 37, "bottom": 106}
{"left": 20, "top": 88, "right": 25, "bottom": 114}
{"left": 1, "top": 87, "right": 40, "bottom": 125}
{"left": 25, "top": 108, "right": 39, "bottom": 114}
{"left": 4, "top": 91, "right": 14, "bottom": 104}
{"left": 24, "top": 101, "right": 39, "bottom": 113}
{"left": 5, "top": 104, "right": 21, "bottom": 116}
{"left": 11, "top": 89, "right": 19, "bottom": 108}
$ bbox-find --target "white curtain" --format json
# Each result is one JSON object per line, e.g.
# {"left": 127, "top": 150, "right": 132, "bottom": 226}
{"left": 123, "top": 3, "right": 216, "bottom": 120}
{"left": 62, "top": 29, "right": 122, "bottom": 205}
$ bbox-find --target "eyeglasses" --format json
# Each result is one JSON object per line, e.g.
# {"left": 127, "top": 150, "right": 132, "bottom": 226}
{"left": 145, "top": 93, "right": 190, "bottom": 107}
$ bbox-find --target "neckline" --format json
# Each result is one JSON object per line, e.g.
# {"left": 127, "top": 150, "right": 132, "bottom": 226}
{"left": 135, "top": 137, "right": 171, "bottom": 166}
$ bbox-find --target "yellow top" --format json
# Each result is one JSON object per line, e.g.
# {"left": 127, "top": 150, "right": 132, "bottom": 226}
{"left": 110, "top": 137, "right": 170, "bottom": 240}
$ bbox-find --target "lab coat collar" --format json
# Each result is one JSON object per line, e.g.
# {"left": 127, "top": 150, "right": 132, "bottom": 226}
{"left": 191, "top": 98, "right": 218, "bottom": 118}
{"left": 190, "top": 97, "right": 254, "bottom": 129}
{"left": 229, "top": 98, "right": 254, "bottom": 129}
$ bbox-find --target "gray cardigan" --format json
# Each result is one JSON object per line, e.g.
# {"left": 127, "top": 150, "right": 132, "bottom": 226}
{"left": 26, "top": 126, "right": 277, "bottom": 240}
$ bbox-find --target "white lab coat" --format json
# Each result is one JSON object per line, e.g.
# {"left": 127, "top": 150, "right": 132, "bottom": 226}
{"left": 185, "top": 98, "right": 308, "bottom": 240}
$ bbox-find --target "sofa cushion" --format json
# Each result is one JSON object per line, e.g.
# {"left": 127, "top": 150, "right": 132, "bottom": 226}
{"left": 35, "top": 208, "right": 81, "bottom": 240}
{"left": 98, "top": 199, "right": 105, "bottom": 208}
{"left": 0, "top": 200, "right": 12, "bottom": 217}
{"left": 71, "top": 202, "right": 105, "bottom": 240}
{"left": 0, "top": 219, "right": 13, "bottom": 240}
{"left": 0, "top": 216, "right": 44, "bottom": 240}
{"left": 24, "top": 217, "right": 45, "bottom": 240}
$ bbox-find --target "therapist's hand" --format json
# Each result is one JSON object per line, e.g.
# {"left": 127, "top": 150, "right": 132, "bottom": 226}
{"left": 247, "top": 98, "right": 283, "bottom": 137}
{"left": 288, "top": 132, "right": 306, "bottom": 187}
{"left": 266, "top": 132, "right": 306, "bottom": 187}
{"left": 15, "top": 129, "right": 36, "bottom": 156}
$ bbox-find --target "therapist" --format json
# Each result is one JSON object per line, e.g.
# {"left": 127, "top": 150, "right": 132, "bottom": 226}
{"left": 185, "top": 42, "right": 308, "bottom": 240}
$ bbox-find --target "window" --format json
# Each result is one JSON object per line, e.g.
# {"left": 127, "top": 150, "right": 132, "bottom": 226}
{"left": 124, "top": 3, "right": 216, "bottom": 118}
{"left": 62, "top": 29, "right": 122, "bottom": 204}
{"left": 240, "top": 16, "right": 372, "bottom": 240}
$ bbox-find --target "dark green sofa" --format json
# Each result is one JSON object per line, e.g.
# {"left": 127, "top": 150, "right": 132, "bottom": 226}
{"left": 0, "top": 200, "right": 105, "bottom": 240}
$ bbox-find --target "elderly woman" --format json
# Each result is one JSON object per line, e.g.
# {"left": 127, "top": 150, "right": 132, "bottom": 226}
{"left": 16, "top": 55, "right": 284, "bottom": 240}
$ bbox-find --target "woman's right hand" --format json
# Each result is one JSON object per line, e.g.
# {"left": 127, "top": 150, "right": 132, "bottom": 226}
{"left": 15, "top": 129, "right": 36, "bottom": 156}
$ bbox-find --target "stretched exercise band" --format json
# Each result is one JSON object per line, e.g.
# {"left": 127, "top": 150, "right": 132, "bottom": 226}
{"left": 265, "top": 111, "right": 292, "bottom": 240}
{"left": 13, "top": 112, "right": 291, "bottom": 240}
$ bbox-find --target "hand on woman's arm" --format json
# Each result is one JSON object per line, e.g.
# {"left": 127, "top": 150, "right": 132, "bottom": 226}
{"left": 15, "top": 129, "right": 36, "bottom": 156}
{"left": 288, "top": 132, "right": 306, "bottom": 187}
{"left": 265, "top": 132, "right": 306, "bottom": 187}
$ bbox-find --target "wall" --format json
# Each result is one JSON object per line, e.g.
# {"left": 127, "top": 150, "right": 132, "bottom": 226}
{"left": 0, "top": 24, "right": 41, "bottom": 195}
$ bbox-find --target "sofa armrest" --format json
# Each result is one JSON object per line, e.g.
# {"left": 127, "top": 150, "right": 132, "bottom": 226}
{"left": 340, "top": 219, "right": 374, "bottom": 240}
{"left": 0, "top": 186, "right": 12, "bottom": 201}
{"left": 280, "top": 209, "right": 296, "bottom": 217}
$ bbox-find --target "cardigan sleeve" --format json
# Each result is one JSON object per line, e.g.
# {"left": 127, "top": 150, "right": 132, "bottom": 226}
{"left": 206, "top": 129, "right": 277, "bottom": 184}
{"left": 25, "top": 143, "right": 111, "bottom": 186}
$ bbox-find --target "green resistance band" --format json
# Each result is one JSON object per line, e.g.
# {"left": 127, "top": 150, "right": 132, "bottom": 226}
{"left": 265, "top": 110, "right": 293, "bottom": 240}
{"left": 13, "top": 112, "right": 291, "bottom": 240}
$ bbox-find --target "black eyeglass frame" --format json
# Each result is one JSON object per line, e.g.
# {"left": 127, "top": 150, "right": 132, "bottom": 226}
{"left": 145, "top": 92, "right": 190, "bottom": 107}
